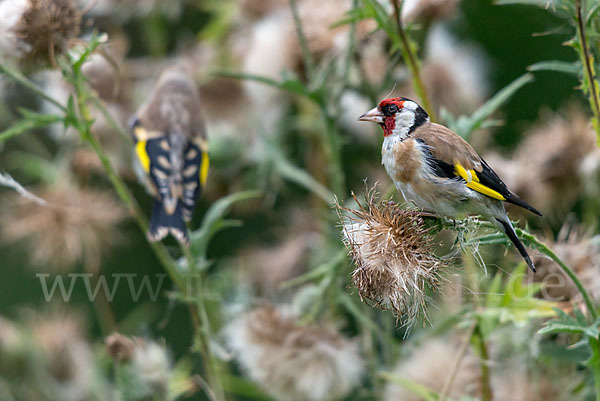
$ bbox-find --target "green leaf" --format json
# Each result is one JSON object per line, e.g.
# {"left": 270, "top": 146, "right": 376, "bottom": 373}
{"left": 280, "top": 251, "right": 345, "bottom": 289}
{"left": 190, "top": 190, "right": 262, "bottom": 257}
{"left": 0, "top": 120, "right": 38, "bottom": 144}
{"left": 361, "top": 0, "right": 401, "bottom": 49}
{"left": 586, "top": 2, "right": 600, "bottom": 23}
{"left": 273, "top": 155, "right": 335, "bottom": 202}
{"left": 528, "top": 60, "right": 581, "bottom": 76}
{"left": 216, "top": 70, "right": 321, "bottom": 102}
{"left": 479, "top": 264, "right": 556, "bottom": 337}
{"left": 378, "top": 372, "right": 441, "bottom": 401}
{"left": 221, "top": 375, "right": 274, "bottom": 401}
{"left": 495, "top": 0, "right": 573, "bottom": 17}
{"left": 168, "top": 358, "right": 196, "bottom": 400}
{"left": 17, "top": 108, "right": 63, "bottom": 125}
{"left": 338, "top": 292, "right": 381, "bottom": 334}
{"left": 538, "top": 307, "right": 593, "bottom": 336}
{"left": 447, "top": 73, "right": 534, "bottom": 139}
{"left": 0, "top": 109, "right": 62, "bottom": 144}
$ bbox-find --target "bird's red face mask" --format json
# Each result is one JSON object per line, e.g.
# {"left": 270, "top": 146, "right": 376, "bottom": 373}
{"left": 358, "top": 98, "right": 405, "bottom": 137}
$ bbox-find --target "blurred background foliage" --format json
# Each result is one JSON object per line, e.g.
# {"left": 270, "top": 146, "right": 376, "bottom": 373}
{"left": 0, "top": 0, "right": 599, "bottom": 400}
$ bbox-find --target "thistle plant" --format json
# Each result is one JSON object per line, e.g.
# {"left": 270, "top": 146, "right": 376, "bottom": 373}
{"left": 1, "top": 1, "right": 600, "bottom": 401}
{"left": 336, "top": 190, "right": 446, "bottom": 324}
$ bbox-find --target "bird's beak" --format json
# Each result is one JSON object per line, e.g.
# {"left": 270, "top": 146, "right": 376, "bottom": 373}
{"left": 358, "top": 107, "right": 384, "bottom": 123}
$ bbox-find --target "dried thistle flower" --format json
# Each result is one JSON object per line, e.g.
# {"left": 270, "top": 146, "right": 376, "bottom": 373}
{"left": 402, "top": 0, "right": 461, "bottom": 23}
{"left": 105, "top": 332, "right": 135, "bottom": 362}
{"left": 1, "top": 183, "right": 126, "bottom": 272}
{"left": 0, "top": 316, "right": 18, "bottom": 354}
{"left": 0, "top": 0, "right": 81, "bottom": 69}
{"left": 29, "top": 311, "right": 96, "bottom": 401}
{"left": 336, "top": 190, "right": 445, "bottom": 322}
{"left": 492, "top": 369, "right": 565, "bottom": 401}
{"left": 106, "top": 333, "right": 171, "bottom": 399}
{"left": 384, "top": 338, "right": 481, "bottom": 401}
{"left": 225, "top": 305, "right": 363, "bottom": 401}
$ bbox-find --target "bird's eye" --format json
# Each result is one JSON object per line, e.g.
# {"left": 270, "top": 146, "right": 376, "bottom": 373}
{"left": 383, "top": 104, "right": 399, "bottom": 116}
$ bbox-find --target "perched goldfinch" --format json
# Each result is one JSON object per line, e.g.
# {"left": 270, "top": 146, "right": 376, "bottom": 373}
{"left": 130, "top": 66, "right": 209, "bottom": 244}
{"left": 359, "top": 97, "right": 542, "bottom": 271}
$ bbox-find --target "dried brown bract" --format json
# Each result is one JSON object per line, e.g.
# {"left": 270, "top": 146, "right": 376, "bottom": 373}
{"left": 225, "top": 305, "right": 363, "bottom": 401}
{"left": 336, "top": 190, "right": 444, "bottom": 323}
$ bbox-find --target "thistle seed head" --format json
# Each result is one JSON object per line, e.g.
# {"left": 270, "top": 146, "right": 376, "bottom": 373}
{"left": 336, "top": 190, "right": 445, "bottom": 324}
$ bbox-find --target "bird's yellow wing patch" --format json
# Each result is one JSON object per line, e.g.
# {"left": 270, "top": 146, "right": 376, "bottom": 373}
{"left": 135, "top": 140, "right": 151, "bottom": 173}
{"left": 454, "top": 163, "right": 505, "bottom": 201}
{"left": 200, "top": 151, "right": 209, "bottom": 185}
{"left": 133, "top": 125, "right": 164, "bottom": 174}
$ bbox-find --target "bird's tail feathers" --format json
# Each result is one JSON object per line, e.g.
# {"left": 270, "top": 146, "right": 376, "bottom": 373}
{"left": 495, "top": 217, "right": 536, "bottom": 272}
{"left": 505, "top": 194, "right": 542, "bottom": 217}
{"left": 148, "top": 199, "right": 189, "bottom": 244}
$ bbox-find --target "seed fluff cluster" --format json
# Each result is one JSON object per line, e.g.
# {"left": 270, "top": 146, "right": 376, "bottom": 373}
{"left": 0, "top": 0, "right": 81, "bottom": 69}
{"left": 336, "top": 190, "right": 445, "bottom": 323}
{"left": 225, "top": 305, "right": 363, "bottom": 401}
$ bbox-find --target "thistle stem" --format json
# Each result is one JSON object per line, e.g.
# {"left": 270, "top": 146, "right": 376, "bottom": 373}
{"left": 391, "top": 0, "right": 437, "bottom": 122}
{"left": 474, "top": 324, "right": 492, "bottom": 401}
{"left": 289, "top": 0, "right": 316, "bottom": 81}
{"left": 439, "top": 320, "right": 477, "bottom": 401}
{"left": 322, "top": 116, "right": 345, "bottom": 197}
{"left": 575, "top": 0, "right": 600, "bottom": 140}
{"left": 588, "top": 337, "right": 600, "bottom": 401}
{"left": 0, "top": 64, "right": 67, "bottom": 112}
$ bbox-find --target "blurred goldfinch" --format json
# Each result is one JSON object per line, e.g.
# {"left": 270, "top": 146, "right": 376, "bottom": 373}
{"left": 131, "top": 66, "right": 208, "bottom": 244}
{"left": 359, "top": 97, "right": 542, "bottom": 271}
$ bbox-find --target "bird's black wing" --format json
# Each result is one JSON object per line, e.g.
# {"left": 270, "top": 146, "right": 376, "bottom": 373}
{"left": 417, "top": 139, "right": 542, "bottom": 216}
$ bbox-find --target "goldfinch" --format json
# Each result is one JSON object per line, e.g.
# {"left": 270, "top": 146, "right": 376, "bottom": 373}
{"left": 130, "top": 65, "right": 209, "bottom": 244}
{"left": 359, "top": 97, "right": 542, "bottom": 272}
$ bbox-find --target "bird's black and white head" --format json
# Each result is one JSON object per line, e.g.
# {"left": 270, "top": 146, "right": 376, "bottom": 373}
{"left": 358, "top": 97, "right": 429, "bottom": 139}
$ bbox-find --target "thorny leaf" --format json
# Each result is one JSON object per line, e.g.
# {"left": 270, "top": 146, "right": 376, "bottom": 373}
{"left": 539, "top": 307, "right": 600, "bottom": 338}
{"left": 528, "top": 60, "right": 582, "bottom": 76}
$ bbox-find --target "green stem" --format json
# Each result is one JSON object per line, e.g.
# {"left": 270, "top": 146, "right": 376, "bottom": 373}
{"left": 474, "top": 324, "right": 492, "bottom": 401}
{"left": 515, "top": 227, "right": 598, "bottom": 321}
{"left": 588, "top": 337, "right": 600, "bottom": 401}
{"left": 0, "top": 64, "right": 67, "bottom": 112}
{"left": 575, "top": 0, "right": 600, "bottom": 139}
{"left": 89, "top": 92, "right": 132, "bottom": 143}
{"left": 181, "top": 226, "right": 225, "bottom": 401}
{"left": 322, "top": 116, "right": 345, "bottom": 197}
{"left": 289, "top": 0, "right": 316, "bottom": 81}
{"left": 390, "top": 0, "right": 437, "bottom": 122}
